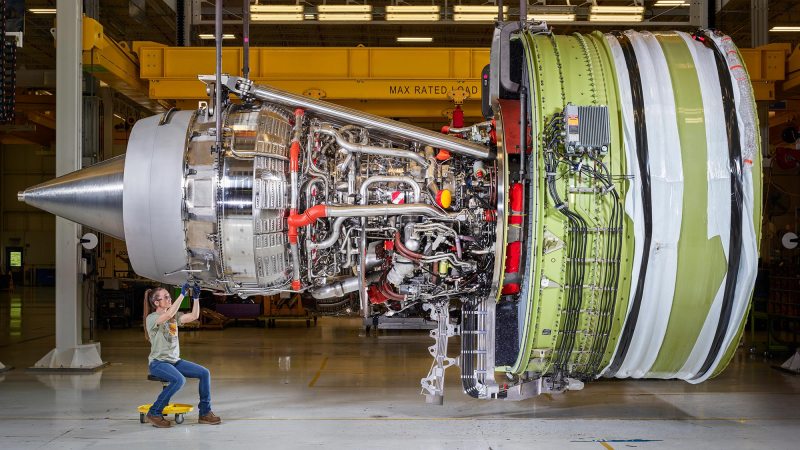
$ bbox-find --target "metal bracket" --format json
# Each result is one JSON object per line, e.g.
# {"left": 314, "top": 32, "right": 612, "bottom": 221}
{"left": 420, "top": 301, "right": 458, "bottom": 405}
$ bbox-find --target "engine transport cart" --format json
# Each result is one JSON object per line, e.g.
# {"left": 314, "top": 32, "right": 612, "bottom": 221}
{"left": 138, "top": 374, "right": 193, "bottom": 424}
{"left": 260, "top": 293, "right": 317, "bottom": 328}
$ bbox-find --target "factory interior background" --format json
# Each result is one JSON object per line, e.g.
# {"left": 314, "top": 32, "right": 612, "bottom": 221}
{"left": 1, "top": 1, "right": 800, "bottom": 448}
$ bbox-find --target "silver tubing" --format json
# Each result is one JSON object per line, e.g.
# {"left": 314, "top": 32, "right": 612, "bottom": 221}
{"left": 307, "top": 216, "right": 348, "bottom": 251}
{"left": 214, "top": 0, "right": 223, "bottom": 153}
{"left": 290, "top": 243, "right": 301, "bottom": 286}
{"left": 359, "top": 176, "right": 422, "bottom": 205}
{"left": 226, "top": 78, "right": 490, "bottom": 159}
{"left": 326, "top": 204, "right": 459, "bottom": 220}
{"left": 304, "top": 178, "right": 329, "bottom": 208}
{"left": 242, "top": 0, "right": 250, "bottom": 79}
{"left": 314, "top": 124, "right": 430, "bottom": 169}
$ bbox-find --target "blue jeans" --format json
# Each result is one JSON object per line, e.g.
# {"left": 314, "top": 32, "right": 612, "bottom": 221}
{"left": 148, "top": 359, "right": 212, "bottom": 416}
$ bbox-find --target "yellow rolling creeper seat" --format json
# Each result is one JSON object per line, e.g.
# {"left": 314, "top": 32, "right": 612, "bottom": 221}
{"left": 138, "top": 374, "right": 193, "bottom": 424}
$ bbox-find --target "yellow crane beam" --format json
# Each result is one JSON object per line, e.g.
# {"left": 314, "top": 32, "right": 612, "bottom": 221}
{"left": 81, "top": 18, "right": 169, "bottom": 113}
{"left": 79, "top": 18, "right": 794, "bottom": 120}
{"left": 133, "top": 44, "right": 489, "bottom": 119}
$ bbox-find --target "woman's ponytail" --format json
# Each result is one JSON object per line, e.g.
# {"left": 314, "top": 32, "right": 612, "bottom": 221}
{"left": 143, "top": 288, "right": 153, "bottom": 341}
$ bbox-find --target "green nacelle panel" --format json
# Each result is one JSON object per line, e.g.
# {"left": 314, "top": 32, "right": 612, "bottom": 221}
{"left": 499, "top": 29, "right": 761, "bottom": 385}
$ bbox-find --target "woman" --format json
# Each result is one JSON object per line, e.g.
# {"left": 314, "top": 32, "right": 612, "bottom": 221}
{"left": 143, "top": 283, "right": 221, "bottom": 428}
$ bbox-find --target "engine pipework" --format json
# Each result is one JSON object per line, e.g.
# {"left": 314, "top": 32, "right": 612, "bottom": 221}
{"left": 17, "top": 24, "right": 761, "bottom": 404}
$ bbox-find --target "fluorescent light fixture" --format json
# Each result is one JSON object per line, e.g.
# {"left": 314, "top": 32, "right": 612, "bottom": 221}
{"left": 531, "top": 14, "right": 576, "bottom": 22}
{"left": 453, "top": 5, "right": 508, "bottom": 13}
{"left": 304, "top": 14, "right": 316, "bottom": 19}
{"left": 589, "top": 14, "right": 643, "bottom": 22}
{"left": 28, "top": 8, "right": 57, "bottom": 14}
{"left": 317, "top": 13, "right": 372, "bottom": 21}
{"left": 386, "top": 13, "right": 440, "bottom": 21}
{"left": 397, "top": 37, "right": 434, "bottom": 43}
{"left": 591, "top": 6, "right": 645, "bottom": 14}
{"left": 454, "top": 13, "right": 508, "bottom": 22}
{"left": 317, "top": 5, "right": 372, "bottom": 13}
{"left": 386, "top": 5, "right": 440, "bottom": 13}
{"left": 251, "top": 13, "right": 304, "bottom": 21}
{"left": 250, "top": 5, "right": 303, "bottom": 13}
{"left": 654, "top": 0, "right": 688, "bottom": 5}
{"left": 770, "top": 26, "right": 800, "bottom": 32}
{"left": 198, "top": 34, "right": 236, "bottom": 39}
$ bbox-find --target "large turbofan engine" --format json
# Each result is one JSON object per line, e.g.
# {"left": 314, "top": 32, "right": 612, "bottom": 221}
{"left": 19, "top": 25, "right": 761, "bottom": 403}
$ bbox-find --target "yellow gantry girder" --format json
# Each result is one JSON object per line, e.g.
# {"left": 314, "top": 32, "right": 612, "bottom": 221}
{"left": 133, "top": 43, "right": 489, "bottom": 119}
{"left": 81, "top": 16, "right": 796, "bottom": 121}
{"left": 81, "top": 17, "right": 169, "bottom": 113}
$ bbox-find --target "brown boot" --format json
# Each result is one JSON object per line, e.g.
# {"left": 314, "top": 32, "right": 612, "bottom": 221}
{"left": 146, "top": 414, "right": 172, "bottom": 428}
{"left": 198, "top": 411, "right": 222, "bottom": 425}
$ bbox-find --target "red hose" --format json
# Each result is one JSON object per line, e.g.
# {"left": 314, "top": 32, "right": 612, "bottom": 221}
{"left": 394, "top": 232, "right": 423, "bottom": 261}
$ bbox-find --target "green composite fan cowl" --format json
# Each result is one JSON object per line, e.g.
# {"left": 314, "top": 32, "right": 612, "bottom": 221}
{"left": 504, "top": 29, "right": 761, "bottom": 384}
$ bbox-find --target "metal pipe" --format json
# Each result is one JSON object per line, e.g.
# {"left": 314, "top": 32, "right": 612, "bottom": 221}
{"left": 214, "top": 0, "right": 223, "bottom": 153}
{"left": 498, "top": 0, "right": 504, "bottom": 23}
{"left": 310, "top": 272, "right": 382, "bottom": 300}
{"left": 242, "top": 0, "right": 250, "bottom": 79}
{"left": 304, "top": 178, "right": 329, "bottom": 208}
{"left": 237, "top": 81, "right": 490, "bottom": 159}
{"left": 359, "top": 176, "right": 422, "bottom": 205}
{"left": 519, "top": 0, "right": 526, "bottom": 24}
{"left": 325, "top": 204, "right": 458, "bottom": 220}
{"left": 314, "top": 124, "right": 430, "bottom": 169}
{"left": 446, "top": 121, "right": 492, "bottom": 134}
{"left": 307, "top": 216, "right": 348, "bottom": 250}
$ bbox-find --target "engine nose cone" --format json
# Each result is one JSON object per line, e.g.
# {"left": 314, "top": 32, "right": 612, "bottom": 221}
{"left": 17, "top": 155, "right": 126, "bottom": 240}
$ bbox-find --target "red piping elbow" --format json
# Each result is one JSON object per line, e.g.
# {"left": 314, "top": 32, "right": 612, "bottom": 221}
{"left": 288, "top": 204, "right": 328, "bottom": 229}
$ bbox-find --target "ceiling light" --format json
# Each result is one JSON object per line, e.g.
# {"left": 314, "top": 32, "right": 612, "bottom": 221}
{"left": 589, "top": 14, "right": 643, "bottom": 22}
{"left": 530, "top": 14, "right": 576, "bottom": 23}
{"left": 654, "top": 0, "right": 688, "bottom": 5}
{"left": 198, "top": 34, "right": 236, "bottom": 40}
{"left": 453, "top": 5, "right": 509, "bottom": 13}
{"left": 304, "top": 14, "right": 315, "bottom": 19}
{"left": 770, "top": 26, "right": 800, "bottom": 32}
{"left": 386, "top": 5, "right": 440, "bottom": 13}
{"left": 317, "top": 5, "right": 372, "bottom": 13}
{"left": 386, "top": 14, "right": 440, "bottom": 21}
{"left": 591, "top": 6, "right": 645, "bottom": 14}
{"left": 317, "top": 13, "right": 372, "bottom": 22}
{"left": 397, "top": 37, "right": 434, "bottom": 43}
{"left": 28, "top": 8, "right": 57, "bottom": 14}
{"left": 250, "top": 5, "right": 303, "bottom": 13}
{"left": 453, "top": 14, "right": 508, "bottom": 22}
{"left": 251, "top": 13, "right": 304, "bottom": 21}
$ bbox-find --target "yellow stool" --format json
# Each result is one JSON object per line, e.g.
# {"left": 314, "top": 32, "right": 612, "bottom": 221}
{"left": 139, "top": 374, "right": 194, "bottom": 424}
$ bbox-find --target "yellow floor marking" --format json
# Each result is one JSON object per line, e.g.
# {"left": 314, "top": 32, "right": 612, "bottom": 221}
{"left": 600, "top": 443, "right": 614, "bottom": 450}
{"left": 308, "top": 356, "right": 329, "bottom": 387}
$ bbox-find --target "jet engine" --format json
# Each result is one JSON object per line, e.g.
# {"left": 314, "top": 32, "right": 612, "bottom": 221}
{"left": 19, "top": 26, "right": 761, "bottom": 402}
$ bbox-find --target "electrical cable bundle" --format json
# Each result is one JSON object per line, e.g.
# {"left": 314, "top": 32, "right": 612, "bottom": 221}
{"left": 542, "top": 115, "right": 589, "bottom": 382}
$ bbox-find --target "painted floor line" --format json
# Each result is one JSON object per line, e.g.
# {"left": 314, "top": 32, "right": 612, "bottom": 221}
{"left": 308, "top": 356, "right": 329, "bottom": 387}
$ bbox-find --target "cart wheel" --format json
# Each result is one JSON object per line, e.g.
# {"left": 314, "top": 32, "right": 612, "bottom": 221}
{"left": 139, "top": 413, "right": 146, "bottom": 424}
{"left": 175, "top": 414, "right": 184, "bottom": 424}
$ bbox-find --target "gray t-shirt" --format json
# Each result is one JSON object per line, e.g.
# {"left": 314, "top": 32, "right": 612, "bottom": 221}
{"left": 146, "top": 311, "right": 183, "bottom": 363}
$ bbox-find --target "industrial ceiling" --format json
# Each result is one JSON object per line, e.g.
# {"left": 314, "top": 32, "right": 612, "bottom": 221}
{"left": 14, "top": 1, "right": 800, "bottom": 71}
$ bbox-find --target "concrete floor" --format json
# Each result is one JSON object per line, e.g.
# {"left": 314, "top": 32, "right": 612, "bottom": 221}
{"left": 0, "top": 287, "right": 798, "bottom": 449}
